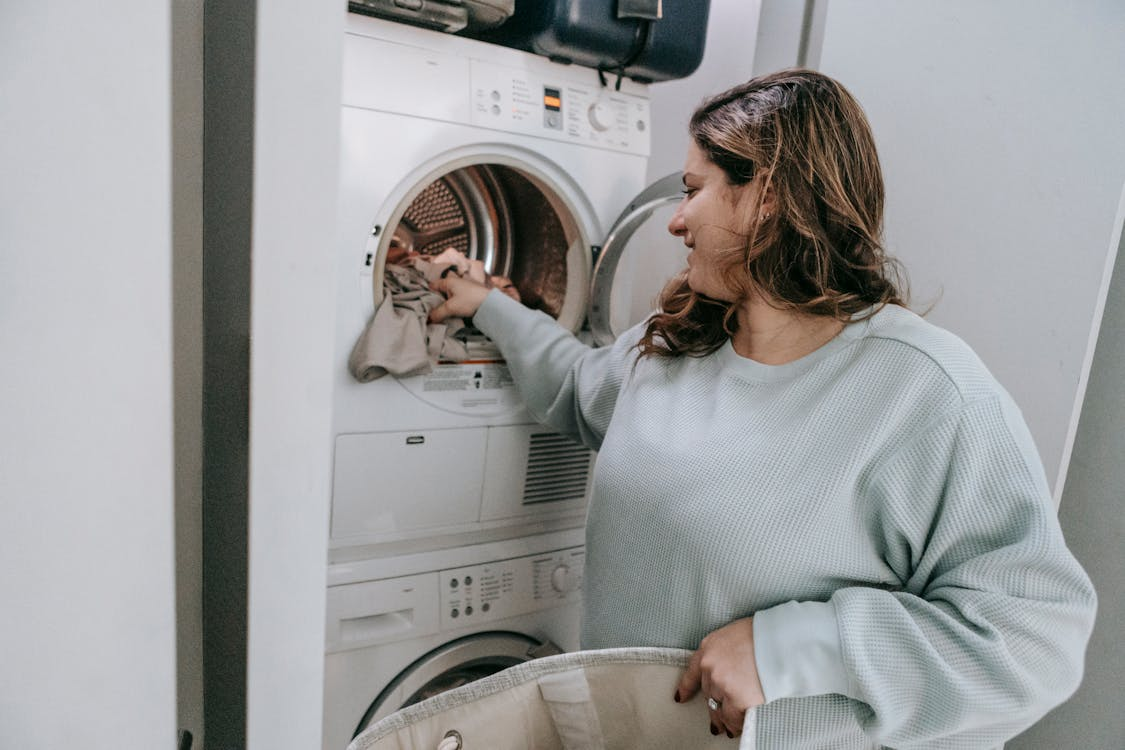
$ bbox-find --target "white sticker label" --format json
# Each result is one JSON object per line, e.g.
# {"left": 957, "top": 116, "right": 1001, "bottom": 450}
{"left": 423, "top": 362, "right": 513, "bottom": 393}
{"left": 404, "top": 361, "right": 521, "bottom": 414}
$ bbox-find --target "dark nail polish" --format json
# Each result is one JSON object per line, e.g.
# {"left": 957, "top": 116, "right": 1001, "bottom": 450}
{"left": 710, "top": 725, "right": 719, "bottom": 736}
{"left": 674, "top": 690, "right": 681, "bottom": 703}
{"left": 726, "top": 731, "right": 734, "bottom": 739}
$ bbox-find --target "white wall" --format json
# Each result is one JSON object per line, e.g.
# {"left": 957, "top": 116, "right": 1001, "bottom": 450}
{"left": 610, "top": 0, "right": 762, "bottom": 327}
{"left": 0, "top": 4, "right": 177, "bottom": 749}
{"left": 245, "top": 2, "right": 344, "bottom": 748}
{"left": 1008, "top": 180, "right": 1125, "bottom": 750}
{"left": 646, "top": 0, "right": 763, "bottom": 184}
{"left": 811, "top": 0, "right": 1125, "bottom": 493}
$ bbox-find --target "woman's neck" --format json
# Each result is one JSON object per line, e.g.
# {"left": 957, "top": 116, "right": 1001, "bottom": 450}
{"left": 731, "top": 295, "right": 846, "bottom": 365}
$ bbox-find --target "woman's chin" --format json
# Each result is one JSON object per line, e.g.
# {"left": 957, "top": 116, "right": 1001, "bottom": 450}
{"left": 687, "top": 273, "right": 737, "bottom": 304}
{"left": 686, "top": 269, "right": 712, "bottom": 296}
{"left": 685, "top": 273, "right": 702, "bottom": 296}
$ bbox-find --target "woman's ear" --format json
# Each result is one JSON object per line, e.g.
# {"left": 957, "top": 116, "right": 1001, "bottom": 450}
{"left": 762, "top": 170, "right": 779, "bottom": 208}
{"left": 751, "top": 177, "right": 777, "bottom": 221}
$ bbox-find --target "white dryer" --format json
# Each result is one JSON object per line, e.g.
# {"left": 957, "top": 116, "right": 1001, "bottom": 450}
{"left": 329, "top": 14, "right": 685, "bottom": 558}
{"left": 325, "top": 13, "right": 687, "bottom": 750}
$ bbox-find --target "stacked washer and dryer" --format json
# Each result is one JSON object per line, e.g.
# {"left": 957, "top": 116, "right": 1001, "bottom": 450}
{"left": 323, "top": 10, "right": 700, "bottom": 749}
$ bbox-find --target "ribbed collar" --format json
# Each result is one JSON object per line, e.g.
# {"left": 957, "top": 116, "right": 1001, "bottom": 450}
{"left": 716, "top": 309, "right": 876, "bottom": 383}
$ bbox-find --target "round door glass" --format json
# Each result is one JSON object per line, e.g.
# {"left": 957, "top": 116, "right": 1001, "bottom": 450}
{"left": 602, "top": 201, "right": 688, "bottom": 338}
{"left": 588, "top": 172, "right": 687, "bottom": 345}
{"left": 354, "top": 633, "right": 549, "bottom": 737}
{"left": 399, "top": 655, "right": 524, "bottom": 706}
{"left": 375, "top": 162, "right": 588, "bottom": 334}
{"left": 363, "top": 161, "right": 590, "bottom": 416}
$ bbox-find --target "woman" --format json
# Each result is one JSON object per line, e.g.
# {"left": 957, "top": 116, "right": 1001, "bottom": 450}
{"left": 428, "top": 69, "right": 1096, "bottom": 747}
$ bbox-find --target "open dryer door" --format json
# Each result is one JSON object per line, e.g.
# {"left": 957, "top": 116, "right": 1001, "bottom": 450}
{"left": 586, "top": 172, "right": 686, "bottom": 346}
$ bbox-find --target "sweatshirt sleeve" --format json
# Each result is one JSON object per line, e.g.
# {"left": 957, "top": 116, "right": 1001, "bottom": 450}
{"left": 472, "top": 289, "right": 638, "bottom": 450}
{"left": 752, "top": 394, "right": 1097, "bottom": 748}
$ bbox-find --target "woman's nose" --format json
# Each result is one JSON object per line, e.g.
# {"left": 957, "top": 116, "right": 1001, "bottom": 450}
{"left": 667, "top": 202, "right": 686, "bottom": 236}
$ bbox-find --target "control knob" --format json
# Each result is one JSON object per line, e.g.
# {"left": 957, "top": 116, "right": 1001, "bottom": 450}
{"left": 550, "top": 564, "right": 578, "bottom": 593}
{"left": 587, "top": 101, "right": 612, "bottom": 132}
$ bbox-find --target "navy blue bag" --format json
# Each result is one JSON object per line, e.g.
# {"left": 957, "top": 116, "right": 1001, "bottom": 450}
{"left": 460, "top": 0, "right": 711, "bottom": 85}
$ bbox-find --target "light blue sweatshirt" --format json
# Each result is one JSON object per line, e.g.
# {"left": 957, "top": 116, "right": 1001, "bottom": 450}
{"left": 472, "top": 290, "right": 1096, "bottom": 748}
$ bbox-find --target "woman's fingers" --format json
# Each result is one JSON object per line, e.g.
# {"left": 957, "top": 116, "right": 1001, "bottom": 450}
{"left": 677, "top": 617, "right": 764, "bottom": 740}
{"left": 427, "top": 275, "right": 490, "bottom": 323}
{"left": 674, "top": 651, "right": 738, "bottom": 738}
{"left": 717, "top": 699, "right": 743, "bottom": 738}
{"left": 674, "top": 650, "right": 703, "bottom": 704}
{"left": 427, "top": 300, "right": 454, "bottom": 324}
{"left": 707, "top": 697, "right": 729, "bottom": 738}
{"left": 704, "top": 677, "right": 739, "bottom": 738}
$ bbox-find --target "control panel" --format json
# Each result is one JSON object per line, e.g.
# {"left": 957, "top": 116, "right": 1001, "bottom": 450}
{"left": 326, "top": 546, "right": 585, "bottom": 651}
{"left": 440, "top": 547, "right": 585, "bottom": 629}
{"left": 470, "top": 60, "right": 650, "bottom": 156}
{"left": 341, "top": 29, "right": 650, "bottom": 156}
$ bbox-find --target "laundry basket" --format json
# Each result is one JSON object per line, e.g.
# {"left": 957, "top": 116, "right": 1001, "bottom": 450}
{"left": 346, "top": 647, "right": 741, "bottom": 750}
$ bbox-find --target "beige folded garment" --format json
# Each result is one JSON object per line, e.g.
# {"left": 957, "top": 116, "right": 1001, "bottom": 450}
{"left": 348, "top": 648, "right": 743, "bottom": 750}
{"left": 348, "top": 264, "right": 471, "bottom": 382}
{"left": 348, "top": 294, "right": 431, "bottom": 382}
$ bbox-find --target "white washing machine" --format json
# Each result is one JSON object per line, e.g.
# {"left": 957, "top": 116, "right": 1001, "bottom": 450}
{"left": 323, "top": 530, "right": 585, "bottom": 750}
{"left": 324, "top": 13, "right": 687, "bottom": 750}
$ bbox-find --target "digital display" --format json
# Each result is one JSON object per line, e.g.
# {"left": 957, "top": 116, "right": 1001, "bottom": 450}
{"left": 543, "top": 87, "right": 561, "bottom": 111}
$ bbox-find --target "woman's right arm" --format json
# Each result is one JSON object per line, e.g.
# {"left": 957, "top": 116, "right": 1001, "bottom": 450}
{"left": 430, "top": 275, "right": 636, "bottom": 451}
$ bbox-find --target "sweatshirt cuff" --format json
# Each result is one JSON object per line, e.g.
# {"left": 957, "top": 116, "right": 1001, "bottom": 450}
{"left": 473, "top": 288, "right": 531, "bottom": 340}
{"left": 753, "top": 599, "right": 850, "bottom": 703}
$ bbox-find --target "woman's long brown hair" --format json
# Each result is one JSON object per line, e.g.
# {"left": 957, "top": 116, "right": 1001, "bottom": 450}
{"left": 637, "top": 69, "right": 907, "bottom": 359}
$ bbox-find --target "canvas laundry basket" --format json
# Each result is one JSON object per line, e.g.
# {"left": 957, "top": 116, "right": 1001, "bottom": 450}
{"left": 347, "top": 647, "right": 752, "bottom": 750}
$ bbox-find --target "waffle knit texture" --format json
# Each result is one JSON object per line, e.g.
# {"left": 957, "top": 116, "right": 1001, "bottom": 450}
{"left": 473, "top": 290, "right": 1096, "bottom": 749}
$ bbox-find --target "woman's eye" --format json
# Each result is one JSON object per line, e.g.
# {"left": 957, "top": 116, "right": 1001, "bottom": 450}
{"left": 681, "top": 188, "right": 696, "bottom": 196}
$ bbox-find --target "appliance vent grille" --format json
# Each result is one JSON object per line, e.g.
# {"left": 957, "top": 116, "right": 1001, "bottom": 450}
{"left": 522, "top": 432, "right": 592, "bottom": 505}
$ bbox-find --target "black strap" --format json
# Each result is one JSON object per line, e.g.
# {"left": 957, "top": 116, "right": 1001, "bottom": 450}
{"left": 616, "top": 0, "right": 662, "bottom": 21}
{"left": 597, "top": 18, "right": 654, "bottom": 91}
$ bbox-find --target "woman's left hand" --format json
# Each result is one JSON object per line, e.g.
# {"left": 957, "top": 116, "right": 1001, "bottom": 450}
{"left": 674, "top": 616, "right": 766, "bottom": 739}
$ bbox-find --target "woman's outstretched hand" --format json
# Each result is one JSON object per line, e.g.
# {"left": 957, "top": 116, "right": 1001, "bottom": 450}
{"left": 428, "top": 274, "right": 491, "bottom": 324}
{"left": 674, "top": 616, "right": 766, "bottom": 739}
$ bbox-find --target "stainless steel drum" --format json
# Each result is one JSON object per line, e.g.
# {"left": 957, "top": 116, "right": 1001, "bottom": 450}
{"left": 385, "top": 164, "right": 574, "bottom": 319}
{"left": 391, "top": 166, "right": 514, "bottom": 278}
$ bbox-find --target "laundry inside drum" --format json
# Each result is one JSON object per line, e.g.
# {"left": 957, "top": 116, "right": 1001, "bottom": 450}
{"left": 379, "top": 163, "right": 581, "bottom": 365}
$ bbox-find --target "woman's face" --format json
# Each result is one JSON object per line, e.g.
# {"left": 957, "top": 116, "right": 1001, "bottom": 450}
{"left": 667, "top": 141, "right": 760, "bottom": 303}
